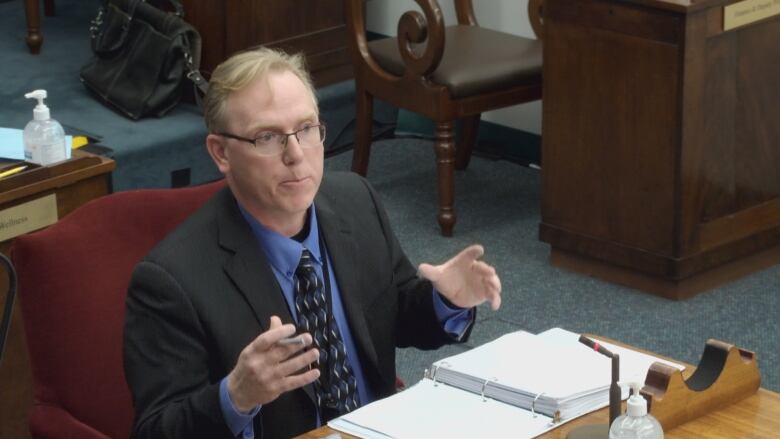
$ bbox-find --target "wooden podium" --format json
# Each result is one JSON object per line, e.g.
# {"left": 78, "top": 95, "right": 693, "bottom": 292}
{"left": 0, "top": 151, "right": 115, "bottom": 438}
{"left": 539, "top": 0, "right": 780, "bottom": 299}
{"left": 180, "top": 0, "right": 353, "bottom": 87}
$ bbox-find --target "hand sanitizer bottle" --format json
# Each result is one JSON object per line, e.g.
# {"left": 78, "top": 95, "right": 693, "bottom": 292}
{"left": 609, "top": 382, "right": 664, "bottom": 439}
{"left": 23, "top": 89, "right": 68, "bottom": 166}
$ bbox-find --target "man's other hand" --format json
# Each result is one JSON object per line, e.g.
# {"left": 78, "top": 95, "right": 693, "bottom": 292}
{"left": 227, "top": 316, "right": 320, "bottom": 412}
{"left": 417, "top": 244, "right": 502, "bottom": 311}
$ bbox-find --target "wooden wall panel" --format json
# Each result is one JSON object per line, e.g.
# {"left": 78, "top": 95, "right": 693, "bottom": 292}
{"left": 542, "top": 1, "right": 680, "bottom": 257}
{"left": 699, "top": 32, "right": 737, "bottom": 223}
{"left": 734, "top": 21, "right": 780, "bottom": 209}
{"left": 541, "top": 0, "right": 780, "bottom": 297}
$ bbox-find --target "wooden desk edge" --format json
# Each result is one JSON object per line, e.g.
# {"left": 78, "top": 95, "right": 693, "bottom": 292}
{"left": 0, "top": 152, "right": 115, "bottom": 205}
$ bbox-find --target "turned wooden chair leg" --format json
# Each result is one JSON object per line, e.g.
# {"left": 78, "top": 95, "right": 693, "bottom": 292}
{"left": 434, "top": 121, "right": 456, "bottom": 236}
{"left": 351, "top": 89, "right": 374, "bottom": 176}
{"left": 455, "top": 114, "right": 480, "bottom": 170}
{"left": 24, "top": 0, "right": 43, "bottom": 54}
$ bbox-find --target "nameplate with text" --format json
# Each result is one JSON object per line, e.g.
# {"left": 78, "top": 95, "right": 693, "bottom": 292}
{"left": 0, "top": 194, "right": 58, "bottom": 242}
{"left": 724, "top": 0, "right": 780, "bottom": 31}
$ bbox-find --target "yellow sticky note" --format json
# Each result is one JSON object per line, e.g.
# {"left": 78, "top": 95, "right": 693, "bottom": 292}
{"left": 72, "top": 136, "right": 89, "bottom": 149}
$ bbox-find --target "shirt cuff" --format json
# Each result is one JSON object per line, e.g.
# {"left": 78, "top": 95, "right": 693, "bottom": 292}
{"left": 432, "top": 288, "right": 474, "bottom": 340}
{"left": 219, "top": 377, "right": 261, "bottom": 438}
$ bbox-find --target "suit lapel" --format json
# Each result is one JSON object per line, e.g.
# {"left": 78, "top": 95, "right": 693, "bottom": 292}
{"left": 214, "top": 190, "right": 317, "bottom": 404}
{"left": 216, "top": 191, "right": 292, "bottom": 327}
{"left": 316, "top": 196, "right": 380, "bottom": 372}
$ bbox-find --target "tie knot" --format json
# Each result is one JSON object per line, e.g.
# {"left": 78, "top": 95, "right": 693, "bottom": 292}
{"left": 297, "top": 249, "right": 315, "bottom": 272}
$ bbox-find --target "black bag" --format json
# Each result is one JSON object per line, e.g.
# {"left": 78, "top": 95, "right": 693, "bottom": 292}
{"left": 80, "top": 0, "right": 208, "bottom": 120}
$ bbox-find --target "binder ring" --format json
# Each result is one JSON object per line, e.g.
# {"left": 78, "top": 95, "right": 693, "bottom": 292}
{"left": 531, "top": 392, "right": 545, "bottom": 418}
{"left": 480, "top": 376, "right": 498, "bottom": 402}
{"left": 480, "top": 379, "right": 490, "bottom": 401}
{"left": 431, "top": 362, "right": 450, "bottom": 387}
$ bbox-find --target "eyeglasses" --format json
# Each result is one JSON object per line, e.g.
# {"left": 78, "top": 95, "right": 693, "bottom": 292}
{"left": 216, "top": 124, "right": 326, "bottom": 156}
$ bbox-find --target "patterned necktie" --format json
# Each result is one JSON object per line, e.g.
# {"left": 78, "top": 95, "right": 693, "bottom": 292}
{"left": 293, "top": 249, "right": 360, "bottom": 418}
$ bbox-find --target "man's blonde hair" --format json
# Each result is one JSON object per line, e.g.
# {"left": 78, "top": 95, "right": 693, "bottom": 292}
{"left": 203, "top": 47, "right": 318, "bottom": 132}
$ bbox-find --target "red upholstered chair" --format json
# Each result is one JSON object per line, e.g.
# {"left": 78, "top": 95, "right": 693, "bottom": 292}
{"left": 10, "top": 180, "right": 225, "bottom": 438}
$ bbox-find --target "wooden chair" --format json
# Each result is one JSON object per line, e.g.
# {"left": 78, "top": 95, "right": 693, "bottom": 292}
{"left": 346, "top": 0, "right": 545, "bottom": 236}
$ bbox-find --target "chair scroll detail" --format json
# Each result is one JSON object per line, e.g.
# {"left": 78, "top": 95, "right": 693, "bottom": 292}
{"left": 397, "top": 1, "right": 445, "bottom": 78}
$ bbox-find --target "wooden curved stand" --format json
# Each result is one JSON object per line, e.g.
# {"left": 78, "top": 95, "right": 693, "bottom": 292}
{"left": 642, "top": 339, "right": 761, "bottom": 431}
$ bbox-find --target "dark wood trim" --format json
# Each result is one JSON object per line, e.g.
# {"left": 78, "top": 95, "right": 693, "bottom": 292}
{"left": 549, "top": 245, "right": 780, "bottom": 300}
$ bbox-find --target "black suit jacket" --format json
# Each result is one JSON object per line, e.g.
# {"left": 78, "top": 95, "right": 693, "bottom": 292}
{"left": 124, "top": 172, "right": 474, "bottom": 438}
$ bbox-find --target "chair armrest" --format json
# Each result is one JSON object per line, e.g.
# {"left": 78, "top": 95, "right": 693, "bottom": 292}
{"left": 454, "top": 0, "right": 478, "bottom": 25}
{"left": 529, "top": 0, "right": 545, "bottom": 40}
{"left": 345, "top": 0, "right": 399, "bottom": 80}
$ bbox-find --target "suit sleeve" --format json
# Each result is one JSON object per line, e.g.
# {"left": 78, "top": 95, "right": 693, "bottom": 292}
{"left": 124, "top": 260, "right": 234, "bottom": 438}
{"left": 356, "top": 176, "right": 476, "bottom": 350}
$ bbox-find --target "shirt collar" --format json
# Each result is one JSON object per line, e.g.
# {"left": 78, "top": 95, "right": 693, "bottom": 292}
{"left": 237, "top": 202, "right": 323, "bottom": 278}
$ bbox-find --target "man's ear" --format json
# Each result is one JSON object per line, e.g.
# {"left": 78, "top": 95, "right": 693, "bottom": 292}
{"left": 206, "top": 134, "right": 230, "bottom": 174}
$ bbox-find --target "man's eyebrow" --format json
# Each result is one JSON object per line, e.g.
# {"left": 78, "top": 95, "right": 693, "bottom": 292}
{"left": 247, "top": 115, "right": 319, "bottom": 133}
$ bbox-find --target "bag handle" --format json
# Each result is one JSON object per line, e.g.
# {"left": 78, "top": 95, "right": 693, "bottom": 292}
{"left": 89, "top": 0, "right": 144, "bottom": 54}
{"left": 89, "top": 0, "right": 186, "bottom": 53}
{"left": 183, "top": 34, "right": 209, "bottom": 96}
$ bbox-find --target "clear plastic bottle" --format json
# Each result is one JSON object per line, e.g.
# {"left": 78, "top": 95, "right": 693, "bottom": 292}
{"left": 23, "top": 89, "right": 68, "bottom": 166}
{"left": 609, "top": 382, "right": 664, "bottom": 439}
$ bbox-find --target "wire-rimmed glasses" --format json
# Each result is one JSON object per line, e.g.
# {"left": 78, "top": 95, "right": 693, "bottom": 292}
{"left": 216, "top": 124, "right": 326, "bottom": 156}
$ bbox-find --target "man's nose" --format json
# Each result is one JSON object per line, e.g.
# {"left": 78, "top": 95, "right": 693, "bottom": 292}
{"left": 282, "top": 133, "right": 305, "bottom": 162}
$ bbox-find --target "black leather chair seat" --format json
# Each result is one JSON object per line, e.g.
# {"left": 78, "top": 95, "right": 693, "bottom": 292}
{"left": 368, "top": 25, "right": 542, "bottom": 99}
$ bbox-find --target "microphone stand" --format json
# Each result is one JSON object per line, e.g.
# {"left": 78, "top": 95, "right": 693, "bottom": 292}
{"left": 566, "top": 335, "right": 621, "bottom": 439}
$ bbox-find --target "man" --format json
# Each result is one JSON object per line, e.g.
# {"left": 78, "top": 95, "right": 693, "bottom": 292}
{"left": 124, "top": 47, "right": 502, "bottom": 439}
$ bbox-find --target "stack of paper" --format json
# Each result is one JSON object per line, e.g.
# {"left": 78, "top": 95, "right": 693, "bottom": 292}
{"left": 329, "top": 379, "right": 555, "bottom": 439}
{"left": 329, "top": 328, "right": 684, "bottom": 439}
{"left": 432, "top": 329, "right": 683, "bottom": 420}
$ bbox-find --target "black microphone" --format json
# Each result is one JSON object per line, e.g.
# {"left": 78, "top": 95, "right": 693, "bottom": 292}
{"left": 579, "top": 335, "right": 621, "bottom": 428}
{"left": 579, "top": 335, "right": 615, "bottom": 358}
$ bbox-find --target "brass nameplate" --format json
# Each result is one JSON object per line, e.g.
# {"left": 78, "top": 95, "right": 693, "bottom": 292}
{"left": 724, "top": 0, "right": 780, "bottom": 31}
{"left": 0, "top": 194, "right": 58, "bottom": 242}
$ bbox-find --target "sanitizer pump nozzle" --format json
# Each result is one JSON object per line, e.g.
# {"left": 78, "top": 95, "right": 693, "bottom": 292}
{"left": 608, "top": 382, "right": 664, "bottom": 439}
{"left": 25, "top": 89, "right": 51, "bottom": 121}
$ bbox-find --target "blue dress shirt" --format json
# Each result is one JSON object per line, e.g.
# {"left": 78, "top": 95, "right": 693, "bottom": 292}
{"left": 219, "top": 203, "right": 473, "bottom": 438}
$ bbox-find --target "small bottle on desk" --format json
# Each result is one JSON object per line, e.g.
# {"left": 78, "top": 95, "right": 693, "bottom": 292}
{"left": 609, "top": 382, "right": 664, "bottom": 439}
{"left": 23, "top": 89, "right": 67, "bottom": 166}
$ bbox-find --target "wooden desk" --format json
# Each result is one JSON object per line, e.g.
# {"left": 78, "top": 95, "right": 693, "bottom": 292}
{"left": 539, "top": 0, "right": 780, "bottom": 299}
{"left": 296, "top": 346, "right": 780, "bottom": 439}
{"left": 0, "top": 151, "right": 115, "bottom": 439}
